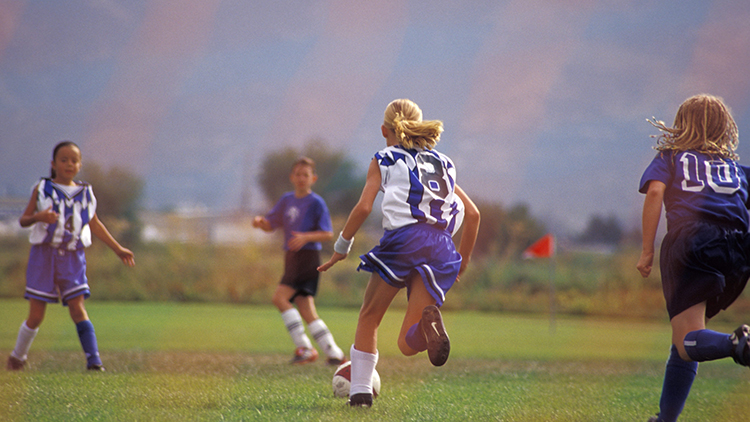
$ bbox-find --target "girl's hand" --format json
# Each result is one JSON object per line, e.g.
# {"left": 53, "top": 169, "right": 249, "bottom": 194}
{"left": 36, "top": 206, "right": 59, "bottom": 224}
{"left": 318, "top": 252, "right": 346, "bottom": 272}
{"left": 636, "top": 250, "right": 653, "bottom": 278}
{"left": 116, "top": 247, "right": 136, "bottom": 267}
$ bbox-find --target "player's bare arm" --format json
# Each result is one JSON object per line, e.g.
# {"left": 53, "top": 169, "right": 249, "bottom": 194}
{"left": 318, "top": 159, "right": 381, "bottom": 272}
{"left": 19, "top": 186, "right": 58, "bottom": 227}
{"left": 637, "top": 180, "right": 665, "bottom": 278}
{"left": 454, "top": 185, "right": 480, "bottom": 279}
{"left": 89, "top": 214, "right": 135, "bottom": 267}
{"left": 252, "top": 216, "right": 273, "bottom": 232}
{"left": 288, "top": 230, "right": 333, "bottom": 251}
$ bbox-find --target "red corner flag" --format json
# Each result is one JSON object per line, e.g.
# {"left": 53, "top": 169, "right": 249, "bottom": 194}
{"left": 522, "top": 234, "right": 555, "bottom": 259}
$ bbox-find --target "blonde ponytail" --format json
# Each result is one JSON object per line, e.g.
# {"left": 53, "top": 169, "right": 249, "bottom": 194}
{"left": 384, "top": 99, "right": 444, "bottom": 150}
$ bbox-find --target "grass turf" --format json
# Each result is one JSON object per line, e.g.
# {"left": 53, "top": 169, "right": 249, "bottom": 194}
{"left": 1, "top": 299, "right": 749, "bottom": 421}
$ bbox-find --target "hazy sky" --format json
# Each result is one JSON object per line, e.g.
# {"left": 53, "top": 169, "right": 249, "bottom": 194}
{"left": 2, "top": 0, "right": 749, "bottom": 233}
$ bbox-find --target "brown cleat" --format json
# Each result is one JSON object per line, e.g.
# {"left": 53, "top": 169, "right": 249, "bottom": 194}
{"left": 6, "top": 355, "right": 26, "bottom": 371}
{"left": 421, "top": 305, "right": 450, "bottom": 366}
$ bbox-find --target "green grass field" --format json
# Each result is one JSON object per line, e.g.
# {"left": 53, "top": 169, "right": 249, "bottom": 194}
{"left": 1, "top": 299, "right": 749, "bottom": 421}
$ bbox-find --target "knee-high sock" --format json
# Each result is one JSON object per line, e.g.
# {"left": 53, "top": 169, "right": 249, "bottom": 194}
{"left": 76, "top": 320, "right": 102, "bottom": 367}
{"left": 11, "top": 321, "right": 39, "bottom": 361}
{"left": 350, "top": 345, "right": 378, "bottom": 396}
{"left": 308, "top": 319, "right": 344, "bottom": 359}
{"left": 658, "top": 345, "right": 698, "bottom": 422}
{"left": 683, "top": 329, "right": 733, "bottom": 361}
{"left": 405, "top": 322, "right": 427, "bottom": 352}
{"left": 281, "top": 309, "right": 312, "bottom": 349}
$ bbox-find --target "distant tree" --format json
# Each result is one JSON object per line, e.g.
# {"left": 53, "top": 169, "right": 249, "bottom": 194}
{"left": 471, "top": 200, "right": 545, "bottom": 258}
{"left": 578, "top": 214, "right": 623, "bottom": 245}
{"left": 258, "top": 140, "right": 363, "bottom": 216}
{"left": 79, "top": 162, "right": 143, "bottom": 244}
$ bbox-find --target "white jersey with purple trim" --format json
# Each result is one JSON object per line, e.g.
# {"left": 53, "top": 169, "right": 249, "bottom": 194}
{"left": 375, "top": 145, "right": 464, "bottom": 235}
{"left": 28, "top": 178, "right": 97, "bottom": 250}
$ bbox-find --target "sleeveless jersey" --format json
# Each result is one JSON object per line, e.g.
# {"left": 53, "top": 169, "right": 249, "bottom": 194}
{"left": 28, "top": 178, "right": 97, "bottom": 250}
{"left": 639, "top": 150, "right": 750, "bottom": 230}
{"left": 265, "top": 191, "right": 332, "bottom": 251}
{"left": 375, "top": 145, "right": 464, "bottom": 235}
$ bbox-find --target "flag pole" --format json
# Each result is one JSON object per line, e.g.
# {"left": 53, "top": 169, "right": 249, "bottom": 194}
{"left": 549, "top": 253, "right": 556, "bottom": 336}
{"left": 522, "top": 233, "right": 557, "bottom": 335}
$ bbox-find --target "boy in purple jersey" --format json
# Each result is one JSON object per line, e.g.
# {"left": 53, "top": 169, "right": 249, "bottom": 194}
{"left": 7, "top": 141, "right": 135, "bottom": 371}
{"left": 638, "top": 95, "right": 750, "bottom": 422}
{"left": 252, "top": 157, "right": 346, "bottom": 365}
{"left": 319, "top": 99, "right": 480, "bottom": 408}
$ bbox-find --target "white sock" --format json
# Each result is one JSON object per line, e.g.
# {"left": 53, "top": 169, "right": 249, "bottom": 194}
{"left": 350, "top": 344, "right": 378, "bottom": 396}
{"left": 308, "top": 319, "right": 344, "bottom": 360}
{"left": 11, "top": 321, "right": 39, "bottom": 361}
{"left": 280, "top": 309, "right": 312, "bottom": 349}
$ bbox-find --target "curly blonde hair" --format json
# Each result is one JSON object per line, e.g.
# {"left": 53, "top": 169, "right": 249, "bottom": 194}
{"left": 383, "top": 99, "right": 444, "bottom": 150}
{"left": 649, "top": 94, "right": 739, "bottom": 159}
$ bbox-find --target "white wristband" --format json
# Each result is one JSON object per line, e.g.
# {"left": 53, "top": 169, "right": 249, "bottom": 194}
{"left": 334, "top": 232, "right": 353, "bottom": 255}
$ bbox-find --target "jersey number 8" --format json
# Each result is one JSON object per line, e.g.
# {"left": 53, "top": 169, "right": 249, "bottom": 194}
{"left": 416, "top": 153, "right": 449, "bottom": 199}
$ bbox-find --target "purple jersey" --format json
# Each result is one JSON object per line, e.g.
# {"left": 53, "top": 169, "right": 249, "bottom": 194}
{"left": 265, "top": 192, "right": 332, "bottom": 251}
{"left": 639, "top": 150, "right": 750, "bottom": 230}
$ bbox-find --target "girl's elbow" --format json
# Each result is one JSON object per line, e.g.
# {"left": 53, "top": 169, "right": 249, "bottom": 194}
{"left": 466, "top": 207, "right": 480, "bottom": 223}
{"left": 355, "top": 203, "right": 372, "bottom": 216}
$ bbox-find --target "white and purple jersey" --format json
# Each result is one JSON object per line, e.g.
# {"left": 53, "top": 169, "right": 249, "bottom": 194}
{"left": 639, "top": 150, "right": 750, "bottom": 230}
{"left": 266, "top": 191, "right": 332, "bottom": 251}
{"left": 375, "top": 145, "right": 464, "bottom": 235}
{"left": 28, "top": 178, "right": 96, "bottom": 250}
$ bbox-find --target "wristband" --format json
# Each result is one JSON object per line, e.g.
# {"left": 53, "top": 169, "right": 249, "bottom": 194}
{"left": 334, "top": 232, "right": 353, "bottom": 255}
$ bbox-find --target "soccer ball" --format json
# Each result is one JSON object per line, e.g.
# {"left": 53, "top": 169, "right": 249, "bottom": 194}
{"left": 331, "top": 360, "right": 381, "bottom": 398}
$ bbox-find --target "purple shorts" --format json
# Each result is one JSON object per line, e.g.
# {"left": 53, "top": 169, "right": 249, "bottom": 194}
{"left": 25, "top": 244, "right": 90, "bottom": 306}
{"left": 358, "top": 223, "right": 461, "bottom": 307}
{"left": 660, "top": 221, "right": 750, "bottom": 320}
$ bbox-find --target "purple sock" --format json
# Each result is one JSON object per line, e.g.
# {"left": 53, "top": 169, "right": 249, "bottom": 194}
{"left": 76, "top": 320, "right": 102, "bottom": 367}
{"left": 405, "top": 322, "right": 427, "bottom": 352}
{"left": 683, "top": 329, "right": 732, "bottom": 362}
{"left": 658, "top": 345, "right": 697, "bottom": 422}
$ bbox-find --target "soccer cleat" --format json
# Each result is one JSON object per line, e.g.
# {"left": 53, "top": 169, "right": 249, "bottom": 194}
{"left": 326, "top": 356, "right": 347, "bottom": 366}
{"left": 647, "top": 415, "right": 661, "bottom": 422}
{"left": 6, "top": 355, "right": 26, "bottom": 371}
{"left": 421, "top": 305, "right": 450, "bottom": 366}
{"left": 348, "top": 393, "right": 373, "bottom": 408}
{"left": 87, "top": 364, "right": 106, "bottom": 372}
{"left": 730, "top": 324, "right": 750, "bottom": 366}
{"left": 290, "top": 347, "right": 318, "bottom": 365}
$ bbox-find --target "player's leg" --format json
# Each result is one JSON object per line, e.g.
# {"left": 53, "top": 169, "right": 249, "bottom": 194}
{"left": 654, "top": 302, "right": 705, "bottom": 422}
{"left": 349, "top": 273, "right": 399, "bottom": 407}
{"left": 7, "top": 299, "right": 47, "bottom": 370}
{"left": 274, "top": 284, "right": 315, "bottom": 363}
{"left": 296, "top": 296, "right": 345, "bottom": 364}
{"left": 401, "top": 276, "right": 450, "bottom": 366}
{"left": 67, "top": 295, "right": 103, "bottom": 370}
{"left": 398, "top": 274, "right": 436, "bottom": 356}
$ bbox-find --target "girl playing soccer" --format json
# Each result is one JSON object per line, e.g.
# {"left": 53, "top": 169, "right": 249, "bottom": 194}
{"left": 6, "top": 141, "right": 135, "bottom": 371}
{"left": 318, "top": 99, "right": 480, "bottom": 407}
{"left": 638, "top": 94, "right": 750, "bottom": 422}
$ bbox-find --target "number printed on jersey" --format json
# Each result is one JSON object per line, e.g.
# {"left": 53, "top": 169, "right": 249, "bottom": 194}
{"left": 679, "top": 152, "right": 740, "bottom": 195}
{"left": 416, "top": 152, "right": 449, "bottom": 199}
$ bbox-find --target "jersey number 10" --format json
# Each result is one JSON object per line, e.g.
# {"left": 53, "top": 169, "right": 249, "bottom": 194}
{"left": 680, "top": 152, "right": 740, "bottom": 195}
